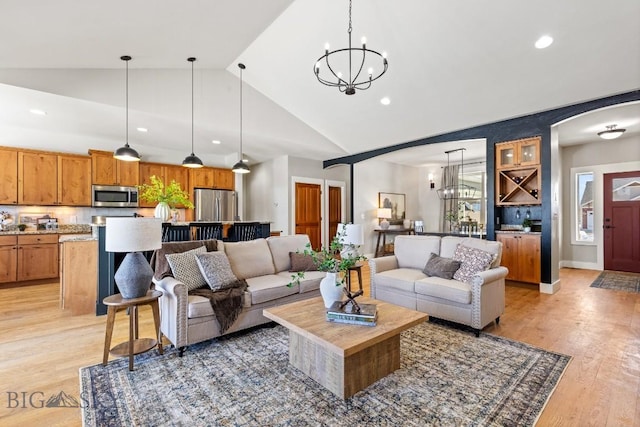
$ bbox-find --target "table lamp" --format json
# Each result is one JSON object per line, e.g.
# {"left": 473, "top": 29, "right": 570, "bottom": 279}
{"left": 337, "top": 223, "right": 364, "bottom": 258}
{"left": 377, "top": 208, "right": 392, "bottom": 230}
{"left": 105, "top": 217, "right": 162, "bottom": 299}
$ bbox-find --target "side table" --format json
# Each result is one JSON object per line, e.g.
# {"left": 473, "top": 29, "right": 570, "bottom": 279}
{"left": 374, "top": 228, "right": 415, "bottom": 257}
{"left": 102, "top": 290, "right": 163, "bottom": 371}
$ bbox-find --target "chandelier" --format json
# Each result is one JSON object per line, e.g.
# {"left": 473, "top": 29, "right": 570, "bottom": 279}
{"left": 437, "top": 148, "right": 478, "bottom": 200}
{"left": 313, "top": 0, "right": 388, "bottom": 95}
{"left": 597, "top": 124, "right": 626, "bottom": 140}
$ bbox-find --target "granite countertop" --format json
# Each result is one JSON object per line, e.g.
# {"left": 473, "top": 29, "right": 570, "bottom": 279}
{"left": 495, "top": 230, "right": 542, "bottom": 235}
{"left": 59, "top": 234, "right": 97, "bottom": 242}
{"left": 0, "top": 224, "right": 93, "bottom": 236}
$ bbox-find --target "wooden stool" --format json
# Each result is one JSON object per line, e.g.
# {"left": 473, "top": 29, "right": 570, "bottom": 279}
{"left": 102, "top": 290, "right": 163, "bottom": 371}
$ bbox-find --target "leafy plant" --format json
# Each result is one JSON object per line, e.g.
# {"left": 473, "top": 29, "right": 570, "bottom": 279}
{"left": 138, "top": 175, "right": 194, "bottom": 209}
{"left": 522, "top": 218, "right": 532, "bottom": 228}
{"left": 288, "top": 226, "right": 366, "bottom": 287}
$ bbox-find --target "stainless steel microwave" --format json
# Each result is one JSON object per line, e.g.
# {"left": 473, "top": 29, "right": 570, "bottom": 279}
{"left": 92, "top": 185, "right": 139, "bottom": 208}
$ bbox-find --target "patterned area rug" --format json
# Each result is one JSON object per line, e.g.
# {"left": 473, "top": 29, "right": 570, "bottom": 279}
{"left": 80, "top": 322, "right": 570, "bottom": 426}
{"left": 590, "top": 270, "right": 640, "bottom": 293}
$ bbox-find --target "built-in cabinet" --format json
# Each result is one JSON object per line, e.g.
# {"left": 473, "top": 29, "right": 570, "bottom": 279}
{"left": 496, "top": 233, "right": 541, "bottom": 284}
{"left": 139, "top": 163, "right": 190, "bottom": 208}
{"left": 18, "top": 151, "right": 58, "bottom": 205}
{"left": 495, "top": 137, "right": 541, "bottom": 206}
{"left": 0, "top": 235, "right": 18, "bottom": 283}
{"left": 60, "top": 239, "right": 97, "bottom": 315}
{"left": 190, "top": 167, "right": 234, "bottom": 191}
{"left": 0, "top": 148, "right": 18, "bottom": 205}
{"left": 57, "top": 155, "right": 92, "bottom": 206}
{"left": 89, "top": 149, "right": 139, "bottom": 186}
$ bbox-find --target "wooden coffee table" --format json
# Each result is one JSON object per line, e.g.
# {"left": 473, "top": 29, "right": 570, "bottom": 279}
{"left": 263, "top": 296, "right": 427, "bottom": 399}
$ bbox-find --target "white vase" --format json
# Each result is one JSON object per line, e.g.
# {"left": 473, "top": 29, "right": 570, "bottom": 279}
{"left": 320, "top": 272, "right": 343, "bottom": 308}
{"left": 154, "top": 202, "right": 171, "bottom": 221}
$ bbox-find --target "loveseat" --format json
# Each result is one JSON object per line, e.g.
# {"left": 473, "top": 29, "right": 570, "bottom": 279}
{"left": 369, "top": 235, "right": 508, "bottom": 336}
{"left": 154, "top": 234, "right": 324, "bottom": 355}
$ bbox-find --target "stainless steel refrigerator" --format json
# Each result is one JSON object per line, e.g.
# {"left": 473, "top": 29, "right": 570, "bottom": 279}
{"left": 194, "top": 189, "right": 238, "bottom": 221}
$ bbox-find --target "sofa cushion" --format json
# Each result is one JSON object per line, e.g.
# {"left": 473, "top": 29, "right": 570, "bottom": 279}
{"left": 440, "top": 236, "right": 466, "bottom": 259}
{"left": 187, "top": 294, "right": 215, "bottom": 318}
{"left": 150, "top": 239, "right": 218, "bottom": 280}
{"left": 289, "top": 252, "right": 317, "bottom": 272}
{"left": 277, "top": 270, "right": 325, "bottom": 294}
{"left": 460, "top": 238, "right": 502, "bottom": 269}
{"left": 415, "top": 276, "right": 472, "bottom": 304}
{"left": 224, "top": 239, "right": 276, "bottom": 280}
{"left": 195, "top": 252, "right": 238, "bottom": 291}
{"left": 394, "top": 235, "right": 441, "bottom": 270}
{"left": 245, "top": 274, "right": 299, "bottom": 305}
{"left": 267, "top": 234, "right": 312, "bottom": 273}
{"left": 452, "top": 244, "right": 494, "bottom": 284}
{"left": 165, "top": 246, "right": 208, "bottom": 291}
{"left": 423, "top": 253, "right": 461, "bottom": 280}
{"left": 374, "top": 268, "right": 427, "bottom": 293}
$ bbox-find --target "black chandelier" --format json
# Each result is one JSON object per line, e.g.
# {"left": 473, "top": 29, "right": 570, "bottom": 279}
{"left": 437, "top": 148, "right": 478, "bottom": 201}
{"left": 313, "top": 0, "right": 388, "bottom": 95}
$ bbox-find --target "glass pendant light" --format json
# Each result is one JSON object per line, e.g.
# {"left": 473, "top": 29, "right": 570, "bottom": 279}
{"left": 113, "top": 55, "right": 141, "bottom": 162}
{"left": 232, "top": 63, "right": 250, "bottom": 174}
{"left": 182, "top": 57, "right": 204, "bottom": 168}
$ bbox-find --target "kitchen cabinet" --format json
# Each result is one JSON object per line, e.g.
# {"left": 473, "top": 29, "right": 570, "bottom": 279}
{"left": 0, "top": 235, "right": 18, "bottom": 283}
{"left": 139, "top": 163, "right": 190, "bottom": 208}
{"left": 17, "top": 234, "right": 59, "bottom": 281}
{"left": 496, "top": 233, "right": 540, "bottom": 284}
{"left": 190, "top": 167, "right": 234, "bottom": 190}
{"left": 90, "top": 149, "right": 139, "bottom": 186}
{"left": 18, "top": 151, "right": 58, "bottom": 205}
{"left": 57, "top": 154, "right": 92, "bottom": 206}
{"left": 190, "top": 168, "right": 215, "bottom": 188}
{"left": 213, "top": 168, "right": 234, "bottom": 190}
{"left": 0, "top": 148, "right": 18, "bottom": 205}
{"left": 60, "top": 239, "right": 97, "bottom": 315}
{"left": 495, "top": 137, "right": 540, "bottom": 169}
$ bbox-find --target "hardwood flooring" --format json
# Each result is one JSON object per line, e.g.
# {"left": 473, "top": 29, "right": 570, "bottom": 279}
{"left": 0, "top": 267, "right": 638, "bottom": 426}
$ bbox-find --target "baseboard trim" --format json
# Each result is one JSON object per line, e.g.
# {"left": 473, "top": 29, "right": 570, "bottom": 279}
{"left": 559, "top": 260, "right": 599, "bottom": 270}
{"left": 539, "top": 279, "right": 561, "bottom": 294}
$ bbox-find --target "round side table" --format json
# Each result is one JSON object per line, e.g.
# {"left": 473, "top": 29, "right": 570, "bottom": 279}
{"left": 102, "top": 290, "right": 163, "bottom": 371}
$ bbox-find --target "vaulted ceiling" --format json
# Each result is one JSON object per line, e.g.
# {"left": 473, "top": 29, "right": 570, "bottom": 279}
{"left": 0, "top": 0, "right": 638, "bottom": 168}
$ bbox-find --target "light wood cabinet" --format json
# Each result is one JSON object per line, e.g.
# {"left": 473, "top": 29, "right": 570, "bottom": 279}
{"left": 18, "top": 151, "right": 58, "bottom": 205}
{"left": 57, "top": 155, "right": 92, "bottom": 206}
{"left": 90, "top": 150, "right": 139, "bottom": 186}
{"left": 17, "top": 234, "right": 59, "bottom": 281}
{"left": 0, "top": 236, "right": 18, "bottom": 283}
{"left": 496, "top": 233, "right": 541, "bottom": 284}
{"left": 0, "top": 148, "right": 18, "bottom": 205}
{"left": 213, "top": 167, "right": 234, "bottom": 190}
{"left": 60, "top": 239, "right": 97, "bottom": 315}
{"left": 495, "top": 137, "right": 541, "bottom": 206}
{"left": 139, "top": 163, "right": 190, "bottom": 208}
{"left": 495, "top": 137, "right": 540, "bottom": 169}
{"left": 189, "top": 167, "right": 233, "bottom": 190}
{"left": 190, "top": 168, "right": 215, "bottom": 188}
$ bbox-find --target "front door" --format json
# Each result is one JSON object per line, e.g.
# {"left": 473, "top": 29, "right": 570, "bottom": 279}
{"left": 604, "top": 171, "right": 640, "bottom": 273}
{"left": 294, "top": 182, "right": 322, "bottom": 250}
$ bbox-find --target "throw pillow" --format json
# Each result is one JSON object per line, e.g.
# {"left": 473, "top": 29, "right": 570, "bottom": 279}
{"left": 195, "top": 252, "right": 239, "bottom": 291}
{"left": 150, "top": 239, "right": 217, "bottom": 280}
{"left": 165, "top": 246, "right": 208, "bottom": 291}
{"left": 289, "top": 252, "right": 318, "bottom": 272}
{"left": 452, "top": 244, "right": 494, "bottom": 284}
{"left": 422, "top": 253, "right": 461, "bottom": 280}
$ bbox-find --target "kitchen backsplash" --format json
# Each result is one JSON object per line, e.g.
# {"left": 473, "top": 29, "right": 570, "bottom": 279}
{"left": 0, "top": 205, "right": 180, "bottom": 225}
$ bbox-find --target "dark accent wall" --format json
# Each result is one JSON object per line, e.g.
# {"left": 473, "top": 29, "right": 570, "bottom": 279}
{"left": 324, "top": 90, "right": 640, "bottom": 284}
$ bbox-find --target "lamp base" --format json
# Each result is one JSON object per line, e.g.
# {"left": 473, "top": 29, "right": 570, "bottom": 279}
{"left": 114, "top": 252, "right": 154, "bottom": 299}
{"left": 380, "top": 220, "right": 390, "bottom": 230}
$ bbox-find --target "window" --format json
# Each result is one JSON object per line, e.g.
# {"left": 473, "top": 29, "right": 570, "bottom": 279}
{"left": 576, "top": 172, "right": 594, "bottom": 242}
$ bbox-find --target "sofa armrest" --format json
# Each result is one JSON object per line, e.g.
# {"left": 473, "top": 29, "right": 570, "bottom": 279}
{"left": 368, "top": 256, "right": 399, "bottom": 299}
{"left": 153, "top": 276, "right": 189, "bottom": 348}
{"left": 471, "top": 266, "right": 509, "bottom": 286}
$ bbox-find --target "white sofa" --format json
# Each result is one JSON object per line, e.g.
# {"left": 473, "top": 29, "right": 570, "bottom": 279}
{"left": 154, "top": 234, "right": 324, "bottom": 355}
{"left": 369, "top": 235, "right": 508, "bottom": 336}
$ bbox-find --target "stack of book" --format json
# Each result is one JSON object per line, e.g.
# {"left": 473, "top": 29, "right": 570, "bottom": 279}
{"left": 326, "top": 301, "right": 377, "bottom": 326}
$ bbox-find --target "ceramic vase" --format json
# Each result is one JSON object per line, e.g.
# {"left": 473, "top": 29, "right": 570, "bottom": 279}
{"left": 320, "top": 272, "right": 343, "bottom": 308}
{"left": 154, "top": 202, "right": 171, "bottom": 221}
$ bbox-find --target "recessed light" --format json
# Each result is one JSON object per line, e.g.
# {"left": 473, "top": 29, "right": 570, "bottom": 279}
{"left": 380, "top": 97, "right": 391, "bottom": 105}
{"left": 29, "top": 109, "right": 47, "bottom": 115}
{"left": 535, "top": 35, "right": 553, "bottom": 49}
{"left": 136, "top": 127, "right": 148, "bottom": 133}
{"left": 211, "top": 140, "right": 221, "bottom": 145}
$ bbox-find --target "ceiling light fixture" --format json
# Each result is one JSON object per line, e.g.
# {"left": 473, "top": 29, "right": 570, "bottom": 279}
{"left": 437, "top": 148, "right": 477, "bottom": 200}
{"left": 211, "top": 140, "right": 221, "bottom": 145}
{"left": 232, "top": 63, "right": 250, "bottom": 174}
{"left": 314, "top": 0, "right": 388, "bottom": 95}
{"left": 136, "top": 127, "right": 148, "bottom": 133}
{"left": 113, "top": 55, "right": 141, "bottom": 162}
{"left": 535, "top": 35, "right": 554, "bottom": 49}
{"left": 182, "top": 57, "right": 204, "bottom": 168}
{"left": 380, "top": 97, "right": 390, "bottom": 105}
{"left": 29, "top": 109, "right": 47, "bottom": 116}
{"left": 597, "top": 124, "right": 626, "bottom": 140}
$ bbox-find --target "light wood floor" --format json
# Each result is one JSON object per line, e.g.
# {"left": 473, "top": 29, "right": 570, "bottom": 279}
{"left": 0, "top": 268, "right": 638, "bottom": 426}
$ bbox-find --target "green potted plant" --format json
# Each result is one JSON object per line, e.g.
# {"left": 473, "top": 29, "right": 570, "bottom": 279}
{"left": 289, "top": 226, "right": 366, "bottom": 308}
{"left": 522, "top": 218, "right": 532, "bottom": 233}
{"left": 138, "top": 175, "right": 194, "bottom": 221}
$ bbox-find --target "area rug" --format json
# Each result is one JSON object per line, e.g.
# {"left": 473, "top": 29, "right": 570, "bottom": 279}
{"left": 80, "top": 322, "right": 571, "bottom": 426}
{"left": 590, "top": 270, "right": 640, "bottom": 293}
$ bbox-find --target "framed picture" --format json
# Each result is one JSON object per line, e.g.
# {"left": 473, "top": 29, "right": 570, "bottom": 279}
{"left": 18, "top": 212, "right": 52, "bottom": 229}
{"left": 378, "top": 192, "right": 405, "bottom": 224}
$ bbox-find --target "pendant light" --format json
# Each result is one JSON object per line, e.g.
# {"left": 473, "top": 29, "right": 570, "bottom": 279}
{"left": 113, "top": 55, "right": 141, "bottom": 162}
{"left": 182, "top": 57, "right": 204, "bottom": 168}
{"left": 232, "top": 63, "right": 250, "bottom": 174}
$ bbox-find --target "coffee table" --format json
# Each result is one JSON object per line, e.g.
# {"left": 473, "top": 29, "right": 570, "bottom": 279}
{"left": 263, "top": 296, "right": 427, "bottom": 399}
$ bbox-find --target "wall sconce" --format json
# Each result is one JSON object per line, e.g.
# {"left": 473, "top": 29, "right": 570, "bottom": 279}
{"left": 428, "top": 173, "right": 435, "bottom": 189}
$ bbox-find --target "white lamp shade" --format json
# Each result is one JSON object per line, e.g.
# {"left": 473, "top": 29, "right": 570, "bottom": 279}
{"left": 377, "top": 208, "right": 392, "bottom": 219}
{"left": 105, "top": 217, "right": 162, "bottom": 252}
{"left": 337, "top": 223, "right": 364, "bottom": 246}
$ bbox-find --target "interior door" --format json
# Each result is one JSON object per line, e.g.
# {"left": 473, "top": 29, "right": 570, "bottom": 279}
{"left": 295, "top": 182, "right": 322, "bottom": 250}
{"left": 604, "top": 171, "right": 640, "bottom": 273}
{"left": 328, "top": 186, "right": 342, "bottom": 242}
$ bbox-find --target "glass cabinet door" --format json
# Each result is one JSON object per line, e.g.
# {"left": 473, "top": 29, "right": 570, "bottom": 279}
{"left": 519, "top": 139, "right": 539, "bottom": 166}
{"left": 496, "top": 143, "right": 516, "bottom": 168}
